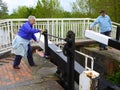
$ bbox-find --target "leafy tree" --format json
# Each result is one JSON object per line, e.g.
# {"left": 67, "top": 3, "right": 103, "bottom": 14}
{"left": 9, "top": 0, "right": 65, "bottom": 18}
{"left": 9, "top": 6, "right": 32, "bottom": 18}
{"left": 63, "top": 11, "right": 72, "bottom": 18}
{"left": 34, "top": 0, "right": 64, "bottom": 18}
{"left": 72, "top": 0, "right": 120, "bottom": 23}
{"left": 4, "top": 0, "right": 120, "bottom": 23}
{"left": 0, "top": 0, "right": 8, "bottom": 18}
{"left": 72, "top": 0, "right": 89, "bottom": 14}
{"left": 87, "top": 0, "right": 120, "bottom": 22}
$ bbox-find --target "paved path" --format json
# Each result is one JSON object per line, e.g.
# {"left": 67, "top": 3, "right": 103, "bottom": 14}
{"left": 0, "top": 51, "right": 64, "bottom": 90}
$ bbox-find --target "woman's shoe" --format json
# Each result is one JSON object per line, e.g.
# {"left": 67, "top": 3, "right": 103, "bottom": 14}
{"left": 13, "top": 66, "right": 20, "bottom": 69}
{"left": 43, "top": 54, "right": 50, "bottom": 59}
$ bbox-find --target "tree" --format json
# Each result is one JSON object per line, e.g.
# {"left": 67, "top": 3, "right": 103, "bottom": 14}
{"left": 34, "top": 0, "right": 64, "bottom": 18}
{"left": 9, "top": 6, "right": 33, "bottom": 18}
{"left": 63, "top": 11, "right": 72, "bottom": 18}
{"left": 88, "top": 0, "right": 120, "bottom": 23}
{"left": 72, "top": 0, "right": 120, "bottom": 23}
{"left": 72, "top": 0, "right": 89, "bottom": 14}
{"left": 0, "top": 0, "right": 8, "bottom": 18}
{"left": 9, "top": 0, "right": 64, "bottom": 18}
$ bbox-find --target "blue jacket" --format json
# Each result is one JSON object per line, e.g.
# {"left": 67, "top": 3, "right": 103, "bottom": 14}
{"left": 90, "top": 15, "right": 112, "bottom": 33}
{"left": 18, "top": 21, "right": 40, "bottom": 41}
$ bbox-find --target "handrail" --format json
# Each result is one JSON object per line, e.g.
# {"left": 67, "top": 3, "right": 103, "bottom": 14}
{"left": 88, "top": 18, "right": 120, "bottom": 26}
{"left": 0, "top": 18, "right": 120, "bottom": 54}
{"left": 0, "top": 18, "right": 91, "bottom": 21}
{"left": 112, "top": 21, "right": 120, "bottom": 26}
{"left": 75, "top": 50, "right": 94, "bottom": 71}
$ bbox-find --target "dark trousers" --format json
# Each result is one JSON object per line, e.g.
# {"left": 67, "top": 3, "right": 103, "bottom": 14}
{"left": 99, "top": 31, "right": 111, "bottom": 48}
{"left": 13, "top": 44, "right": 35, "bottom": 67}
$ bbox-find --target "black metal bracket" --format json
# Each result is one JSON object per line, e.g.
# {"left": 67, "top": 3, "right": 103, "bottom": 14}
{"left": 42, "top": 29, "right": 49, "bottom": 56}
{"left": 42, "top": 29, "right": 75, "bottom": 90}
{"left": 116, "top": 26, "right": 120, "bottom": 41}
{"left": 63, "top": 31, "right": 75, "bottom": 90}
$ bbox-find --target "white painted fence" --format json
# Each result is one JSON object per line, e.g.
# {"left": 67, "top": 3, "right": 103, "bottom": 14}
{"left": 0, "top": 18, "right": 120, "bottom": 53}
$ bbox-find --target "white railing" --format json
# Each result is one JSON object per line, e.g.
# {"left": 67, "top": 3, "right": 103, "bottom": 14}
{"left": 0, "top": 18, "right": 119, "bottom": 53}
{"left": 75, "top": 50, "right": 94, "bottom": 71}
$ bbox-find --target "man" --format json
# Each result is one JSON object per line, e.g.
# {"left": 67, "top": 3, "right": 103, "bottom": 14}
{"left": 12, "top": 15, "right": 41, "bottom": 69}
{"left": 90, "top": 10, "right": 112, "bottom": 50}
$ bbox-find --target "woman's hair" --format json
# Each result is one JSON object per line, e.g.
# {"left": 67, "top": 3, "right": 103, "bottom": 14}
{"left": 28, "top": 15, "right": 36, "bottom": 21}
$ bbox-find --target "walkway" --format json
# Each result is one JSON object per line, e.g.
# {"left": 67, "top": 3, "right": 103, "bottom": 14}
{"left": 0, "top": 50, "right": 64, "bottom": 90}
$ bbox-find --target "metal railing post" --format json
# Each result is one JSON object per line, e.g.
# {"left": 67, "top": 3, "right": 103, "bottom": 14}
{"left": 11, "top": 20, "right": 13, "bottom": 43}
{"left": 52, "top": 20, "right": 54, "bottom": 41}
{"left": 61, "top": 20, "right": 64, "bottom": 43}
{"left": 7, "top": 21, "right": 10, "bottom": 44}
{"left": 116, "top": 26, "right": 120, "bottom": 41}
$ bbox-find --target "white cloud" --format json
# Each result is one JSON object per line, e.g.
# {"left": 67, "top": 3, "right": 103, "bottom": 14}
{"left": 3, "top": 0, "right": 37, "bottom": 14}
{"left": 2, "top": 0, "right": 75, "bottom": 14}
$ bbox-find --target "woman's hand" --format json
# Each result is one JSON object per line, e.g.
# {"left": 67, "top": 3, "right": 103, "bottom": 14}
{"left": 41, "top": 29, "right": 46, "bottom": 33}
{"left": 36, "top": 40, "right": 39, "bottom": 43}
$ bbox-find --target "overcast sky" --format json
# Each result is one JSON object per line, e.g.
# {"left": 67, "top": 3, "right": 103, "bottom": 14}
{"left": 2, "top": 0, "right": 75, "bottom": 14}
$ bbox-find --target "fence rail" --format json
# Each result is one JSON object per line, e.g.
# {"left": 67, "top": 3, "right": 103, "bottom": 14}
{"left": 0, "top": 18, "right": 119, "bottom": 53}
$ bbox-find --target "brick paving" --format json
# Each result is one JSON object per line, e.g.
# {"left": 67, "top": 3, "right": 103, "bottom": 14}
{"left": 0, "top": 52, "right": 64, "bottom": 90}
{"left": 0, "top": 58, "right": 33, "bottom": 90}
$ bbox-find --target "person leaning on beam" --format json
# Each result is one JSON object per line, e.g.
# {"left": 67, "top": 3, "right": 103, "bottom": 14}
{"left": 90, "top": 10, "right": 112, "bottom": 50}
{"left": 12, "top": 15, "right": 43, "bottom": 69}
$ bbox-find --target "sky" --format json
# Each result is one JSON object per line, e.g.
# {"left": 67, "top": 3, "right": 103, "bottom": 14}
{"left": 2, "top": 0, "right": 75, "bottom": 14}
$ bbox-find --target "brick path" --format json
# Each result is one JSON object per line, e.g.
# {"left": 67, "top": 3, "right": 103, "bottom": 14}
{"left": 0, "top": 58, "right": 33, "bottom": 90}
{"left": 0, "top": 52, "right": 64, "bottom": 90}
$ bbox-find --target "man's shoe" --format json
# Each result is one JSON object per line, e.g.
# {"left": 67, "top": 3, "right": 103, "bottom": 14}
{"left": 104, "top": 47, "right": 108, "bottom": 50}
{"left": 99, "top": 48, "right": 104, "bottom": 51}
{"left": 30, "top": 64, "right": 37, "bottom": 67}
{"left": 13, "top": 66, "right": 20, "bottom": 69}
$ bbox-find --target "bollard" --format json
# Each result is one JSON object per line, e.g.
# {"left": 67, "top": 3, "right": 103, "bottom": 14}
{"left": 116, "top": 26, "right": 120, "bottom": 41}
{"left": 79, "top": 70, "right": 99, "bottom": 90}
{"left": 78, "top": 50, "right": 100, "bottom": 90}
{"left": 42, "top": 29, "right": 49, "bottom": 56}
{"left": 63, "top": 31, "right": 75, "bottom": 90}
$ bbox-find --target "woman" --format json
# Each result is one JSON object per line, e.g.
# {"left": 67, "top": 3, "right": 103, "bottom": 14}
{"left": 12, "top": 15, "right": 41, "bottom": 69}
